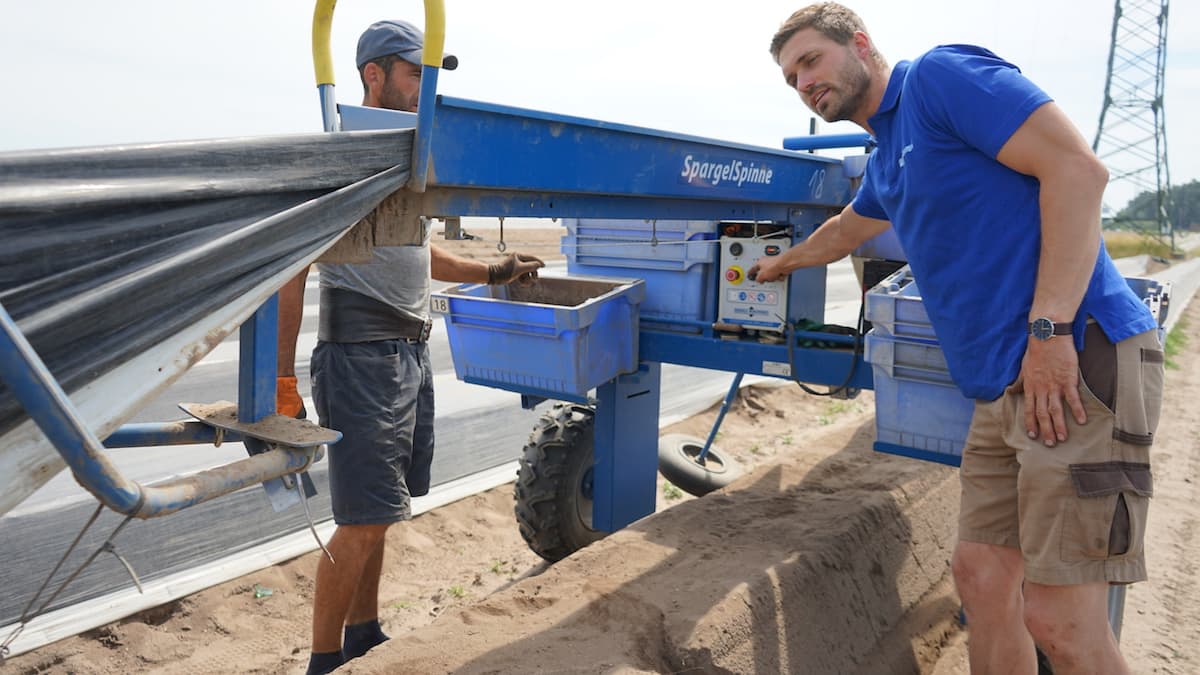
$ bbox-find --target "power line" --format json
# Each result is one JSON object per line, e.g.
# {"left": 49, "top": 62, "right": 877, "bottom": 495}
{"left": 1092, "top": 0, "right": 1175, "bottom": 251}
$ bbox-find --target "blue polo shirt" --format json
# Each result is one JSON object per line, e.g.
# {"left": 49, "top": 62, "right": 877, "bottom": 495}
{"left": 851, "top": 45, "right": 1156, "bottom": 400}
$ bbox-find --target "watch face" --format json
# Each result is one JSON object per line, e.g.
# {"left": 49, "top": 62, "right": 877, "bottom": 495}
{"left": 1030, "top": 317, "right": 1054, "bottom": 341}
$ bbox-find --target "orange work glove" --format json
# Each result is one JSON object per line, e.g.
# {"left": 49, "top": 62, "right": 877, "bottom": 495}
{"left": 276, "top": 375, "right": 306, "bottom": 419}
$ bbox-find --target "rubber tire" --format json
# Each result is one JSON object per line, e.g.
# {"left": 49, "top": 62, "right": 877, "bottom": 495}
{"left": 514, "top": 403, "right": 608, "bottom": 562}
{"left": 657, "top": 433, "right": 744, "bottom": 497}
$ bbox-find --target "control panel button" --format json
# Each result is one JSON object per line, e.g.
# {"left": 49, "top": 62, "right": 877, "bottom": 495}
{"left": 729, "top": 242, "right": 744, "bottom": 257}
{"left": 725, "top": 266, "right": 743, "bottom": 284}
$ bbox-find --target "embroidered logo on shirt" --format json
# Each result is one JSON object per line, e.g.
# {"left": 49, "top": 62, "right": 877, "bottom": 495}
{"left": 899, "top": 143, "right": 914, "bottom": 167}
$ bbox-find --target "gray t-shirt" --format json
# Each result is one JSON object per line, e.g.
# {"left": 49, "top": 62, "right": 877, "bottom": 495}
{"left": 317, "top": 217, "right": 432, "bottom": 322}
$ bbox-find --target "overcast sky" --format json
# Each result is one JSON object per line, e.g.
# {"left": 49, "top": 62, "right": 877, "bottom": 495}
{"left": 2, "top": 0, "right": 1195, "bottom": 212}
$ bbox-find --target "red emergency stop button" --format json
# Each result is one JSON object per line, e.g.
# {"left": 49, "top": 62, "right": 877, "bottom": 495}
{"left": 726, "top": 266, "right": 744, "bottom": 284}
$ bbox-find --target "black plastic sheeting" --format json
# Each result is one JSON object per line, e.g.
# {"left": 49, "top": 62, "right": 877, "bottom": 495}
{"left": 0, "top": 129, "right": 414, "bottom": 439}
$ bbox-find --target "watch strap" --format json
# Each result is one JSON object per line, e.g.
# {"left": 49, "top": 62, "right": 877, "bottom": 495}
{"left": 1028, "top": 318, "right": 1074, "bottom": 337}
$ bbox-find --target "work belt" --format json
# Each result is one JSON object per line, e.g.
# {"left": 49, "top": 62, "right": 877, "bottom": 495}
{"left": 318, "top": 286, "right": 432, "bottom": 343}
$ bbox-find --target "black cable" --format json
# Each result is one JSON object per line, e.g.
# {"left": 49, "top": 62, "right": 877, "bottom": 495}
{"left": 786, "top": 293, "right": 866, "bottom": 397}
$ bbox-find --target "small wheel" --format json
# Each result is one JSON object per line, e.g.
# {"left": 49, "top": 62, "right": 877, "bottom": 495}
{"left": 657, "top": 433, "right": 744, "bottom": 497}
{"left": 514, "top": 403, "right": 607, "bottom": 562}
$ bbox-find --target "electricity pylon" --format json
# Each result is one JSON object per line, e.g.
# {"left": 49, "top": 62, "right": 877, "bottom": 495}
{"left": 1092, "top": 0, "right": 1175, "bottom": 252}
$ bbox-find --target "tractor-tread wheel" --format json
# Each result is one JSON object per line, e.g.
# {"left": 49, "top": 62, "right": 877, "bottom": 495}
{"left": 514, "top": 403, "right": 607, "bottom": 562}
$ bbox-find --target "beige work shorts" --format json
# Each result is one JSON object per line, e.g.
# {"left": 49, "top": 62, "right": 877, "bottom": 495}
{"left": 958, "top": 325, "right": 1164, "bottom": 585}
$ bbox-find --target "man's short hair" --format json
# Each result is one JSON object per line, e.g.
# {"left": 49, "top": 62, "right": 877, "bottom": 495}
{"left": 769, "top": 3, "right": 873, "bottom": 62}
{"left": 358, "top": 54, "right": 418, "bottom": 95}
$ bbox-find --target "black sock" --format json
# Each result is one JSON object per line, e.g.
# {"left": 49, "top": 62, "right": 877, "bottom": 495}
{"left": 342, "top": 618, "right": 390, "bottom": 661}
{"left": 305, "top": 650, "right": 344, "bottom": 675}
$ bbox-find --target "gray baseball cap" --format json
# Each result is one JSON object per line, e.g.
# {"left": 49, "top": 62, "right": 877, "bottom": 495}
{"left": 356, "top": 19, "right": 458, "bottom": 70}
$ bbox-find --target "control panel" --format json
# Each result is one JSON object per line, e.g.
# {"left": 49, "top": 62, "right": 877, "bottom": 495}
{"left": 717, "top": 230, "right": 789, "bottom": 333}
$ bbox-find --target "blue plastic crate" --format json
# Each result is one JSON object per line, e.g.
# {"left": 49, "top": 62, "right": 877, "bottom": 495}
{"left": 869, "top": 267, "right": 1170, "bottom": 344}
{"left": 432, "top": 275, "right": 645, "bottom": 399}
{"left": 561, "top": 219, "right": 718, "bottom": 327}
{"left": 865, "top": 331, "right": 974, "bottom": 467}
{"left": 864, "top": 266, "right": 937, "bottom": 340}
{"left": 1124, "top": 276, "right": 1170, "bottom": 336}
{"left": 865, "top": 271, "right": 1170, "bottom": 467}
{"left": 566, "top": 261, "right": 712, "bottom": 327}
{"left": 562, "top": 218, "right": 719, "bottom": 266}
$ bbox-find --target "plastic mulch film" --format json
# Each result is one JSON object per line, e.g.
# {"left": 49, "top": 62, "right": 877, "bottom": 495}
{"left": 0, "top": 129, "right": 414, "bottom": 440}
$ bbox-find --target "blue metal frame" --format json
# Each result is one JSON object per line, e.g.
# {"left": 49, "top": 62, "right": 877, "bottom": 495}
{"left": 409, "top": 66, "right": 442, "bottom": 192}
{"left": 0, "top": 299, "right": 314, "bottom": 518}
{"left": 341, "top": 97, "right": 854, "bottom": 218}
{"left": 783, "top": 133, "right": 874, "bottom": 152}
{"left": 104, "top": 422, "right": 242, "bottom": 448}
{"left": 699, "top": 373, "right": 745, "bottom": 462}
{"left": 238, "top": 296, "right": 278, "bottom": 424}
{"left": 592, "top": 363, "right": 662, "bottom": 532}
{"left": 99, "top": 296, "right": 280, "bottom": 451}
{"left": 348, "top": 95, "right": 877, "bottom": 533}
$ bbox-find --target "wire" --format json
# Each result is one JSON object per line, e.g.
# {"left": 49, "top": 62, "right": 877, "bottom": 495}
{"left": 786, "top": 294, "right": 866, "bottom": 398}
{"left": 1, "top": 505, "right": 137, "bottom": 661}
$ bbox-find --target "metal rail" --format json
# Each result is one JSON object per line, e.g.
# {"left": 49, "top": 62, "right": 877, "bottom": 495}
{"left": 0, "top": 301, "right": 320, "bottom": 519}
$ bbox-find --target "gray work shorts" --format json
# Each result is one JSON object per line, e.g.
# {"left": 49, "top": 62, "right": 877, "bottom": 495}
{"left": 311, "top": 339, "right": 435, "bottom": 525}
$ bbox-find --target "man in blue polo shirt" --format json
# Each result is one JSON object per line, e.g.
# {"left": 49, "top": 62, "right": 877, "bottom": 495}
{"left": 750, "top": 3, "right": 1162, "bottom": 672}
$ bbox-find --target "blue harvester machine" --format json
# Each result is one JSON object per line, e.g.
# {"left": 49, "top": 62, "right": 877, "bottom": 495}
{"left": 329, "top": 6, "right": 881, "bottom": 563}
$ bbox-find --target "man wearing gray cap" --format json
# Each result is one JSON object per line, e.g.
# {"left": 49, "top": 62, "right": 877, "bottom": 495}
{"left": 297, "top": 19, "right": 543, "bottom": 675}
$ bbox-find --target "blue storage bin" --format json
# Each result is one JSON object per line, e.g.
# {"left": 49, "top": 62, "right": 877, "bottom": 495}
{"left": 864, "top": 273, "right": 1169, "bottom": 467}
{"left": 566, "top": 262, "right": 712, "bottom": 326}
{"left": 869, "top": 267, "right": 1171, "bottom": 343}
{"left": 433, "top": 275, "right": 645, "bottom": 399}
{"left": 865, "top": 331, "right": 974, "bottom": 467}
{"left": 864, "top": 265, "right": 937, "bottom": 341}
{"left": 562, "top": 219, "right": 719, "bottom": 266}
{"left": 1124, "top": 276, "right": 1170, "bottom": 335}
{"left": 560, "top": 218, "right": 718, "bottom": 327}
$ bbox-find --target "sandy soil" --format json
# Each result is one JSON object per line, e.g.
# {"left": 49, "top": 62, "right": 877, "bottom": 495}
{"left": 7, "top": 231, "right": 1199, "bottom": 674}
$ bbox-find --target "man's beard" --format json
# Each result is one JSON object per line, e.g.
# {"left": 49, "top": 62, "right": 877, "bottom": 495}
{"left": 380, "top": 84, "right": 418, "bottom": 113}
{"left": 814, "top": 57, "right": 870, "bottom": 123}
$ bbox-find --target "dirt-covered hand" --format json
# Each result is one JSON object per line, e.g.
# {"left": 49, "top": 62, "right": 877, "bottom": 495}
{"left": 487, "top": 253, "right": 545, "bottom": 285}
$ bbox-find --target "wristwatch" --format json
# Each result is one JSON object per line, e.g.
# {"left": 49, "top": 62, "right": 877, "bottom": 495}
{"left": 1028, "top": 317, "right": 1073, "bottom": 341}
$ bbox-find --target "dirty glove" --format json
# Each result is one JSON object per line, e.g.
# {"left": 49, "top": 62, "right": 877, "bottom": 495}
{"left": 487, "top": 253, "right": 545, "bottom": 285}
{"left": 276, "top": 375, "right": 307, "bottom": 419}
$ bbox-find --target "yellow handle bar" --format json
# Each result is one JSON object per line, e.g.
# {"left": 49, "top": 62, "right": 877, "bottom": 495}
{"left": 311, "top": 0, "right": 447, "bottom": 87}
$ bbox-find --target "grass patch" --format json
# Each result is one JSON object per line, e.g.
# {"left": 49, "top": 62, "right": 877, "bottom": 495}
{"left": 1164, "top": 315, "right": 1189, "bottom": 370}
{"left": 1103, "top": 230, "right": 1183, "bottom": 260}
{"left": 447, "top": 585, "right": 467, "bottom": 599}
{"left": 662, "top": 482, "right": 684, "bottom": 501}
